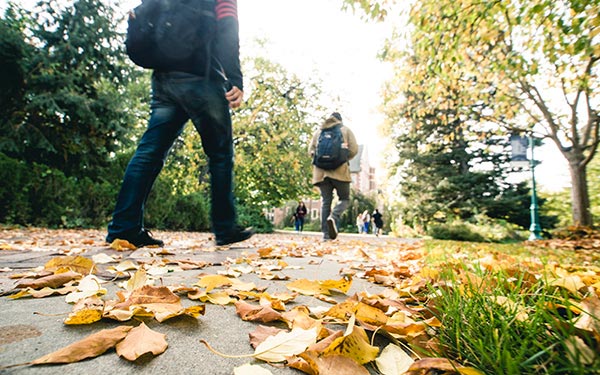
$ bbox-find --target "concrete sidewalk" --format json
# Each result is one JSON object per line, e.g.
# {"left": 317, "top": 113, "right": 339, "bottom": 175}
{"left": 0, "top": 229, "right": 418, "bottom": 375}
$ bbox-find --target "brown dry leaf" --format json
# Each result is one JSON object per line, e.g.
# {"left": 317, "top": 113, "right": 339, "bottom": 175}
{"left": 254, "top": 327, "right": 318, "bottom": 362}
{"left": 407, "top": 358, "right": 485, "bottom": 374}
{"left": 249, "top": 325, "right": 286, "bottom": 348}
{"left": 44, "top": 256, "right": 95, "bottom": 275}
{"left": 64, "top": 296, "right": 105, "bottom": 325}
{"left": 116, "top": 322, "right": 168, "bottom": 361}
{"left": 298, "top": 351, "right": 369, "bottom": 375}
{"left": 15, "top": 271, "right": 81, "bottom": 290}
{"left": 110, "top": 239, "right": 137, "bottom": 251}
{"left": 281, "top": 306, "right": 321, "bottom": 330}
{"left": 235, "top": 300, "right": 282, "bottom": 323}
{"left": 107, "top": 285, "right": 204, "bottom": 322}
{"left": 30, "top": 326, "right": 132, "bottom": 365}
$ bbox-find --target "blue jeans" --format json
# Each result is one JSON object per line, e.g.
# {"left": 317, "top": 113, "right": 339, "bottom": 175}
{"left": 317, "top": 177, "right": 350, "bottom": 237}
{"left": 107, "top": 71, "right": 236, "bottom": 239}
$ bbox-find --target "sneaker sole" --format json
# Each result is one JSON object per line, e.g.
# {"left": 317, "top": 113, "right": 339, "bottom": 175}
{"left": 327, "top": 218, "right": 338, "bottom": 240}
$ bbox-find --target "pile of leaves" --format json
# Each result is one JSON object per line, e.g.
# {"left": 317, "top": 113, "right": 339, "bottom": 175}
{"left": 0, "top": 228, "right": 599, "bottom": 374}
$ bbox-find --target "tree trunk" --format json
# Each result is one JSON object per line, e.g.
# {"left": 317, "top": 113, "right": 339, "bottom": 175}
{"left": 568, "top": 161, "right": 593, "bottom": 227}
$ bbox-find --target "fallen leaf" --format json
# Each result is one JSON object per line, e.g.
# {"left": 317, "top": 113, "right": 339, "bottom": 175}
{"left": 110, "top": 239, "right": 137, "bottom": 251}
{"left": 233, "top": 363, "right": 274, "bottom": 375}
{"left": 30, "top": 326, "right": 132, "bottom": 364}
{"left": 324, "top": 324, "right": 379, "bottom": 365}
{"left": 235, "top": 301, "right": 282, "bottom": 323}
{"left": 15, "top": 271, "right": 81, "bottom": 290}
{"left": 44, "top": 256, "right": 95, "bottom": 275}
{"left": 65, "top": 275, "right": 106, "bottom": 303}
{"left": 299, "top": 351, "right": 369, "bottom": 375}
{"left": 196, "top": 274, "right": 234, "bottom": 292}
{"left": 407, "top": 358, "right": 485, "bottom": 374}
{"left": 375, "top": 344, "right": 414, "bottom": 375}
{"left": 91, "top": 253, "right": 118, "bottom": 264}
{"left": 116, "top": 322, "right": 168, "bottom": 361}
{"left": 64, "top": 296, "right": 105, "bottom": 325}
{"left": 254, "top": 327, "right": 318, "bottom": 362}
{"left": 249, "top": 325, "right": 286, "bottom": 348}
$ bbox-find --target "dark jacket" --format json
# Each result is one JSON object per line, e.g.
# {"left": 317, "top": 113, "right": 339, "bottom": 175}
{"left": 214, "top": 0, "right": 243, "bottom": 90}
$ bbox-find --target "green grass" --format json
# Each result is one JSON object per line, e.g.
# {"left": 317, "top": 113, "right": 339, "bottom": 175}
{"left": 420, "top": 240, "right": 600, "bottom": 374}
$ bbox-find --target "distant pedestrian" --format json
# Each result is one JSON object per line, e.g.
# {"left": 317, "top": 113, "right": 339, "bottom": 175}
{"left": 356, "top": 213, "right": 364, "bottom": 234}
{"left": 372, "top": 209, "right": 383, "bottom": 236}
{"left": 309, "top": 112, "right": 358, "bottom": 240}
{"left": 294, "top": 201, "right": 307, "bottom": 232}
{"left": 362, "top": 210, "right": 370, "bottom": 234}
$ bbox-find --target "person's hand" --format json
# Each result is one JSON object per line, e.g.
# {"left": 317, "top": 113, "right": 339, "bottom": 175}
{"left": 225, "top": 86, "right": 244, "bottom": 109}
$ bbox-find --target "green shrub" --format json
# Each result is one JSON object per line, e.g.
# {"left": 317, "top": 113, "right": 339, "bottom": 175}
{"left": 237, "top": 204, "right": 273, "bottom": 233}
{"left": 428, "top": 222, "right": 486, "bottom": 242}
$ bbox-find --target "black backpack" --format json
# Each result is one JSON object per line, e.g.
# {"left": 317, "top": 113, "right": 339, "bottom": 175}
{"left": 125, "top": 0, "right": 216, "bottom": 75}
{"left": 313, "top": 125, "right": 349, "bottom": 170}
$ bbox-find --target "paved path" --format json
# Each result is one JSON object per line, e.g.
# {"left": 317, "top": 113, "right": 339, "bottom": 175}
{"left": 0, "top": 228, "right": 420, "bottom": 375}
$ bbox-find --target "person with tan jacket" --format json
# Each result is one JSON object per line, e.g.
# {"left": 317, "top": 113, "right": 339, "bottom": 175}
{"left": 309, "top": 112, "right": 358, "bottom": 240}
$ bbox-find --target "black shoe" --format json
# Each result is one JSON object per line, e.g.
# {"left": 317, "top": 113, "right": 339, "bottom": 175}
{"left": 216, "top": 226, "right": 254, "bottom": 246}
{"left": 326, "top": 217, "right": 338, "bottom": 240}
{"left": 106, "top": 229, "right": 164, "bottom": 248}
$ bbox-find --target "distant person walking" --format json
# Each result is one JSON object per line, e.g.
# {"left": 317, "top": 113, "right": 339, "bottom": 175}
{"left": 372, "top": 209, "right": 383, "bottom": 236}
{"left": 309, "top": 112, "right": 358, "bottom": 240}
{"left": 362, "top": 210, "right": 370, "bottom": 234}
{"left": 356, "top": 213, "right": 364, "bottom": 234}
{"left": 294, "top": 201, "right": 307, "bottom": 232}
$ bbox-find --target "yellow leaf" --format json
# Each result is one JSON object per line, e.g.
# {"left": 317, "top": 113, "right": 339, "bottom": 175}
{"left": 205, "top": 291, "right": 234, "bottom": 305}
{"left": 319, "top": 276, "right": 353, "bottom": 294}
{"left": 375, "top": 344, "right": 414, "bottom": 375}
{"left": 356, "top": 302, "right": 388, "bottom": 326}
{"left": 110, "top": 239, "right": 137, "bottom": 251}
{"left": 44, "top": 256, "right": 95, "bottom": 275}
{"left": 30, "top": 326, "right": 132, "bottom": 365}
{"left": 324, "top": 325, "right": 379, "bottom": 365}
{"left": 116, "top": 322, "right": 168, "bottom": 361}
{"left": 126, "top": 268, "right": 148, "bottom": 292}
{"left": 286, "top": 276, "right": 352, "bottom": 296}
{"left": 254, "top": 327, "right": 318, "bottom": 362}
{"left": 64, "top": 296, "right": 104, "bottom": 325}
{"left": 196, "top": 274, "right": 233, "bottom": 292}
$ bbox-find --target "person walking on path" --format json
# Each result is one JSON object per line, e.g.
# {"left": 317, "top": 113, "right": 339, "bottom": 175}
{"left": 356, "top": 213, "right": 364, "bottom": 234}
{"left": 362, "top": 210, "right": 371, "bottom": 234}
{"left": 309, "top": 112, "right": 358, "bottom": 240}
{"left": 372, "top": 209, "right": 384, "bottom": 236}
{"left": 106, "top": 0, "right": 253, "bottom": 248}
{"left": 294, "top": 201, "right": 308, "bottom": 232}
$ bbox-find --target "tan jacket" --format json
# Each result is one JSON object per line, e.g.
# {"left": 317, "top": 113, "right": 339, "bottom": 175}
{"left": 309, "top": 115, "right": 359, "bottom": 185}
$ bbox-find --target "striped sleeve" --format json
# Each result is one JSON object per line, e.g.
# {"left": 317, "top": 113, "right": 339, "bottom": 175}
{"left": 216, "top": 0, "right": 237, "bottom": 20}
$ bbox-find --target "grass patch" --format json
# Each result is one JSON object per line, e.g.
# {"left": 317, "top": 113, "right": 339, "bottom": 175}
{"left": 419, "top": 240, "right": 600, "bottom": 374}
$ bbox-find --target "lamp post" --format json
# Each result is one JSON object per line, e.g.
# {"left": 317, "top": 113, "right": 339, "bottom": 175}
{"left": 528, "top": 135, "right": 542, "bottom": 240}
